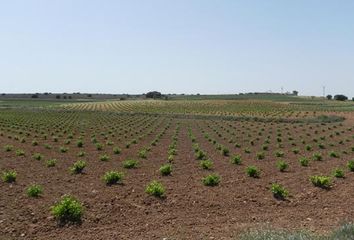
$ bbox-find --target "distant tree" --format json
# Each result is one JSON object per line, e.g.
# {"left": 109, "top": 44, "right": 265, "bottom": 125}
{"left": 334, "top": 94, "right": 348, "bottom": 101}
{"left": 352, "top": 97, "right": 354, "bottom": 101}
{"left": 326, "top": 95, "right": 332, "bottom": 100}
{"left": 68, "top": 96, "right": 72, "bottom": 99}
{"left": 146, "top": 91, "right": 162, "bottom": 99}
{"left": 292, "top": 90, "right": 299, "bottom": 96}
{"left": 87, "top": 94, "right": 92, "bottom": 97}
{"left": 31, "top": 94, "right": 39, "bottom": 98}
{"left": 55, "top": 95, "right": 61, "bottom": 99}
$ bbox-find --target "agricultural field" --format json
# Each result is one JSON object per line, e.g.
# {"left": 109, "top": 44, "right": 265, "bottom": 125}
{"left": 0, "top": 97, "right": 353, "bottom": 239}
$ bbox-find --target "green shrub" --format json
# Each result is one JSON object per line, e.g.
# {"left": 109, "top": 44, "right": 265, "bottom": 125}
{"left": 99, "top": 154, "right": 110, "bottom": 161}
{"left": 46, "top": 159, "right": 57, "bottom": 167}
{"left": 246, "top": 166, "right": 260, "bottom": 178}
{"left": 51, "top": 195, "right": 83, "bottom": 223}
{"left": 262, "top": 144, "right": 269, "bottom": 151}
{"left": 145, "top": 180, "right": 165, "bottom": 197}
{"left": 192, "top": 143, "right": 200, "bottom": 152}
{"left": 202, "top": 174, "right": 220, "bottom": 186}
{"left": 318, "top": 143, "right": 325, "bottom": 149}
{"left": 275, "top": 150, "right": 284, "bottom": 158}
{"left": 347, "top": 160, "right": 354, "bottom": 171}
{"left": 271, "top": 183, "right": 289, "bottom": 200}
{"left": 167, "top": 155, "right": 174, "bottom": 163}
{"left": 312, "top": 152, "right": 323, "bottom": 161}
{"left": 292, "top": 148, "right": 300, "bottom": 154}
{"left": 200, "top": 159, "right": 213, "bottom": 170}
{"left": 95, "top": 143, "right": 103, "bottom": 150}
{"left": 310, "top": 175, "right": 331, "bottom": 189}
{"left": 150, "top": 140, "right": 157, "bottom": 147}
{"left": 195, "top": 150, "right": 207, "bottom": 160}
{"left": 333, "top": 168, "right": 345, "bottom": 178}
{"left": 44, "top": 144, "right": 52, "bottom": 149}
{"left": 32, "top": 153, "right": 43, "bottom": 161}
{"left": 70, "top": 160, "right": 86, "bottom": 174}
{"left": 16, "top": 149, "right": 25, "bottom": 156}
{"left": 329, "top": 151, "right": 339, "bottom": 158}
{"left": 299, "top": 157, "right": 309, "bottom": 167}
{"left": 276, "top": 160, "right": 288, "bottom": 172}
{"left": 138, "top": 149, "right": 147, "bottom": 159}
{"left": 2, "top": 170, "right": 17, "bottom": 183}
{"left": 4, "top": 145, "right": 13, "bottom": 152}
{"left": 231, "top": 155, "right": 242, "bottom": 165}
{"left": 159, "top": 164, "right": 172, "bottom": 176}
{"left": 113, "top": 147, "right": 121, "bottom": 154}
{"left": 305, "top": 144, "right": 312, "bottom": 151}
{"left": 123, "top": 159, "right": 138, "bottom": 169}
{"left": 256, "top": 151, "right": 265, "bottom": 160}
{"left": 77, "top": 151, "right": 85, "bottom": 157}
{"left": 244, "top": 148, "right": 251, "bottom": 154}
{"left": 76, "top": 140, "right": 83, "bottom": 148}
{"left": 221, "top": 147, "right": 230, "bottom": 156}
{"left": 168, "top": 148, "right": 177, "bottom": 156}
{"left": 103, "top": 171, "right": 124, "bottom": 185}
{"left": 106, "top": 140, "right": 114, "bottom": 146}
{"left": 59, "top": 147, "right": 68, "bottom": 153}
{"left": 27, "top": 184, "right": 43, "bottom": 197}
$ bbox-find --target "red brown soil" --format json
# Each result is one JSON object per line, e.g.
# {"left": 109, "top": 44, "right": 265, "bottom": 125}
{"left": 0, "top": 114, "right": 354, "bottom": 239}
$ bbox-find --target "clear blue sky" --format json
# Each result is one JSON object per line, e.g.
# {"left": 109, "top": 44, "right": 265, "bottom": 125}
{"left": 1, "top": 0, "right": 353, "bottom": 96}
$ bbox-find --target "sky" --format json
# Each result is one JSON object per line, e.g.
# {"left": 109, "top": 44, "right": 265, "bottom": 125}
{"left": 0, "top": 0, "right": 353, "bottom": 97}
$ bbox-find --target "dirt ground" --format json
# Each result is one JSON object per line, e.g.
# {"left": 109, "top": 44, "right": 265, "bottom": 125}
{"left": 0, "top": 113, "right": 353, "bottom": 240}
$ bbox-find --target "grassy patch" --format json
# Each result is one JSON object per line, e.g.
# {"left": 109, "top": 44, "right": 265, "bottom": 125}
{"left": 238, "top": 223, "right": 354, "bottom": 240}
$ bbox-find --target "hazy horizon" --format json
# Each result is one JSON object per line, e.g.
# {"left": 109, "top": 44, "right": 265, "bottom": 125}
{"left": 1, "top": 1, "right": 353, "bottom": 97}
{"left": 0, "top": 91, "right": 339, "bottom": 97}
